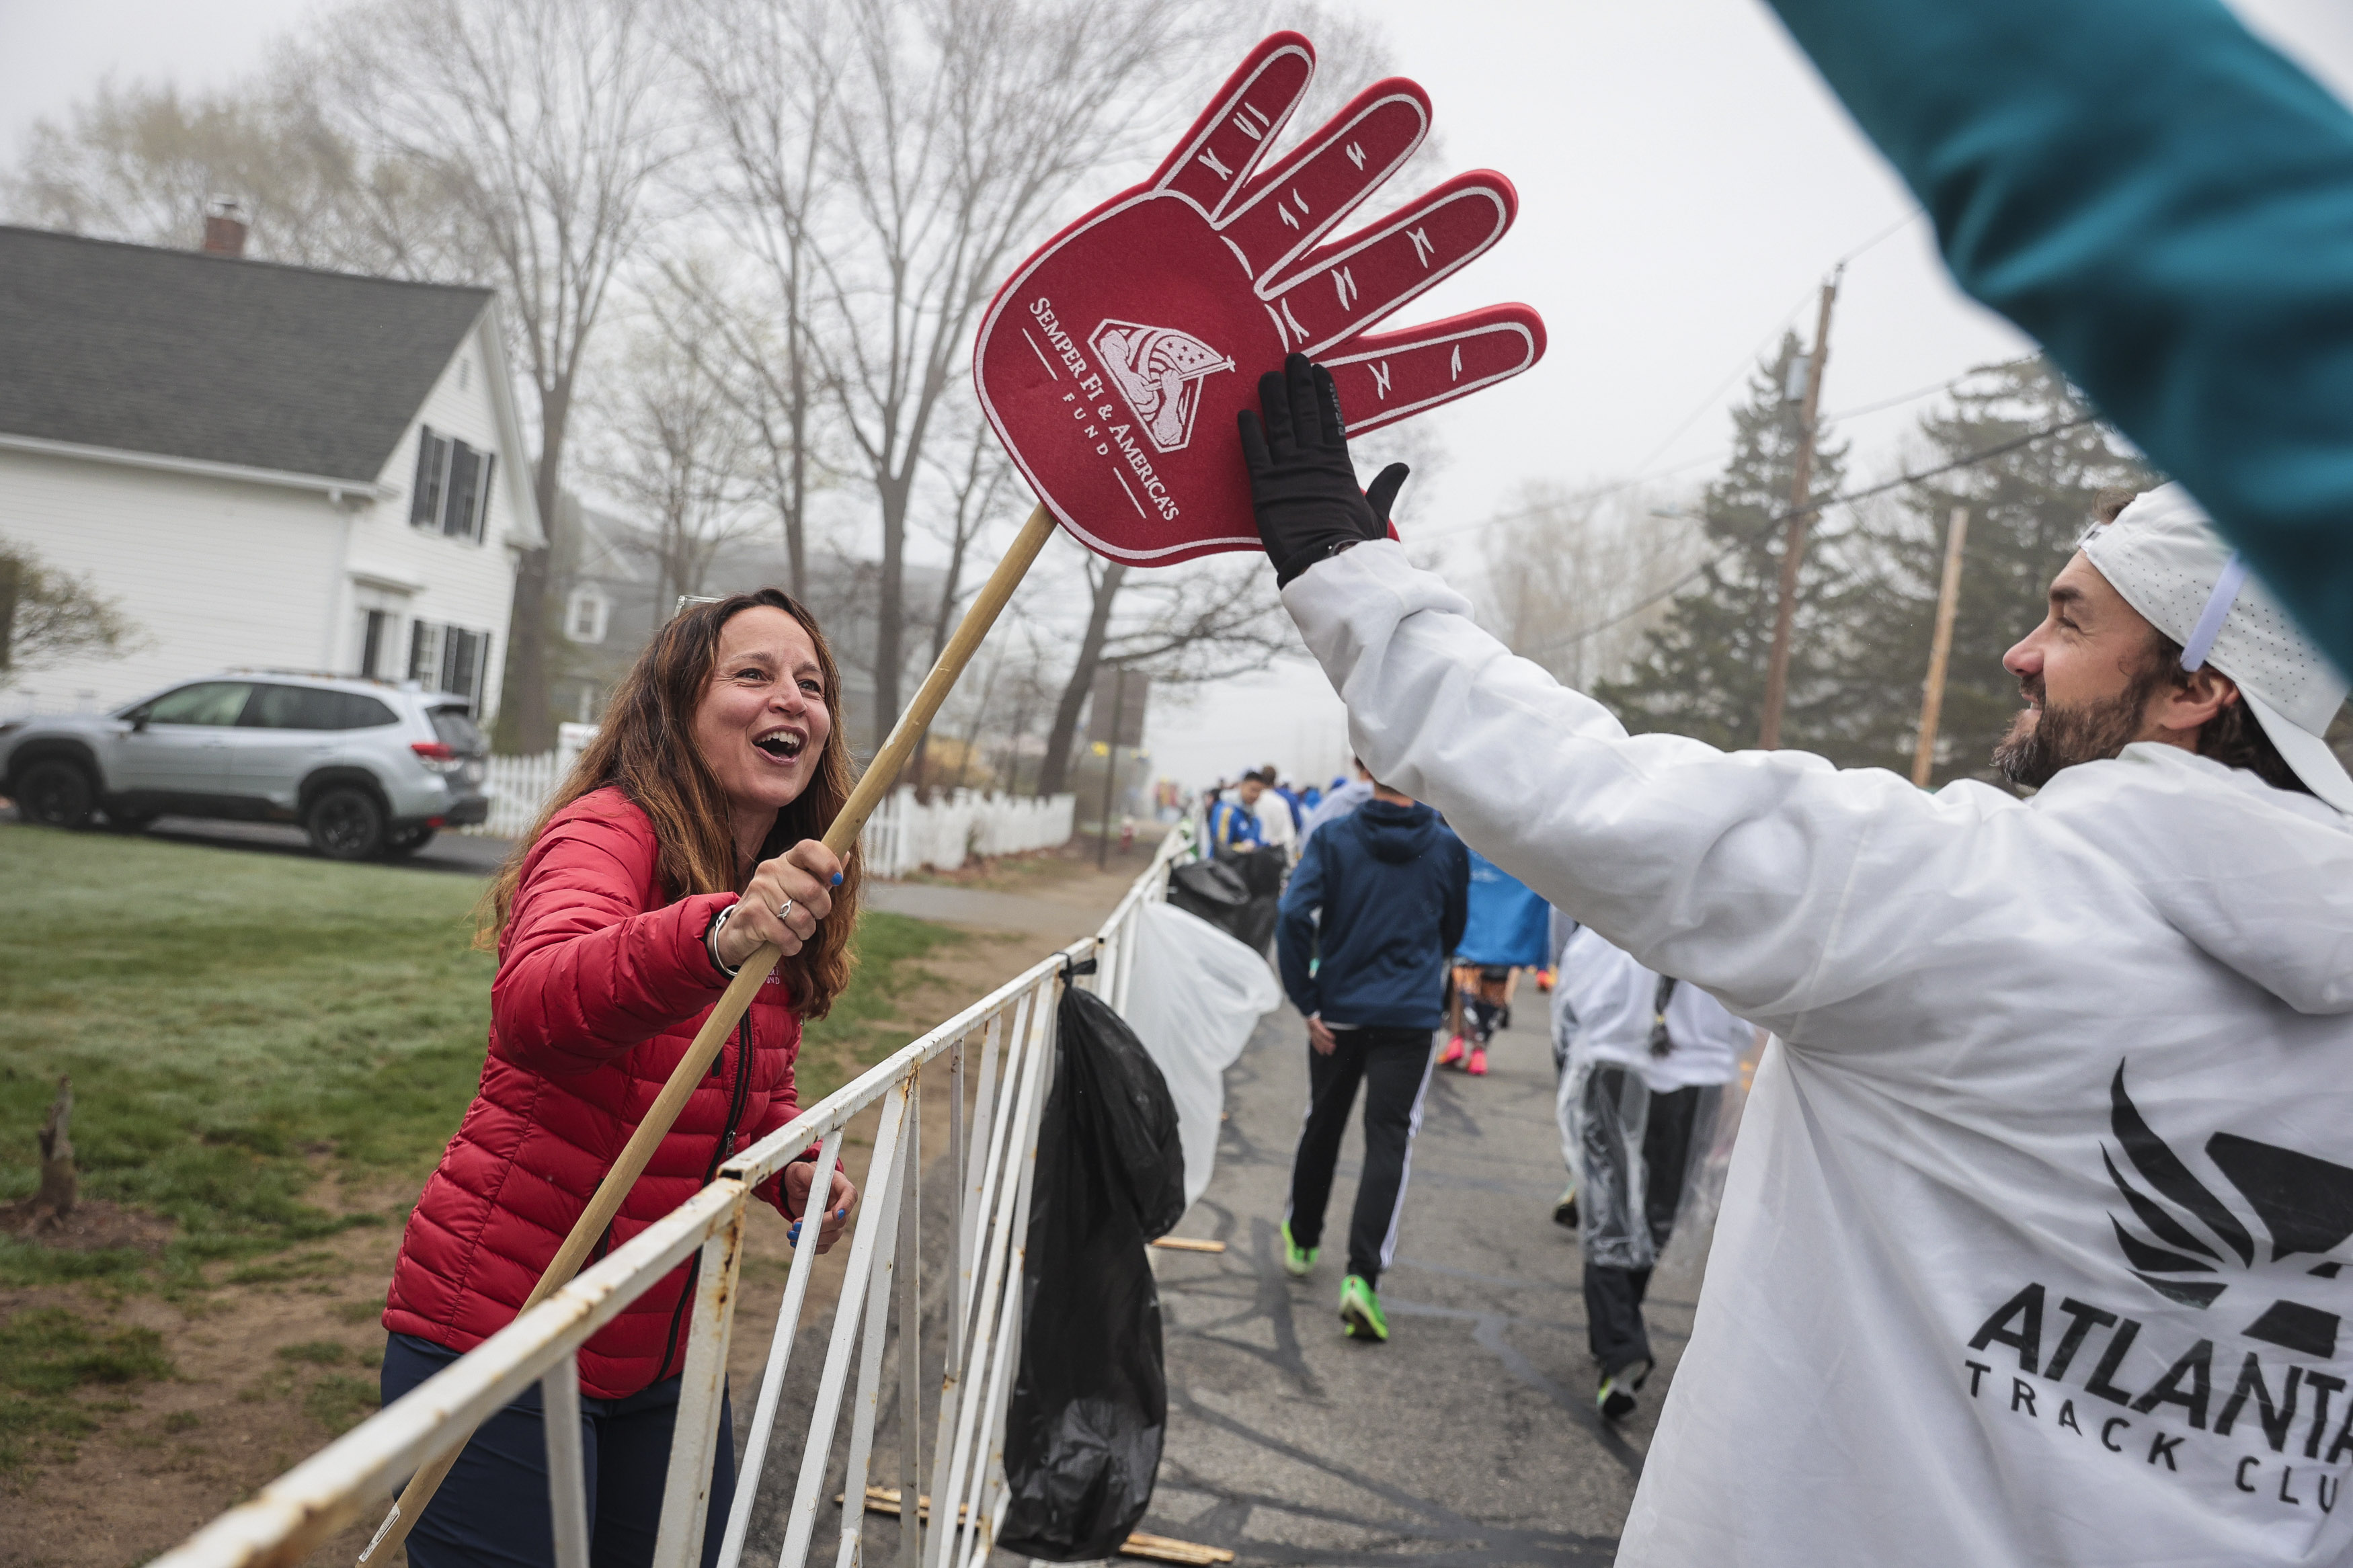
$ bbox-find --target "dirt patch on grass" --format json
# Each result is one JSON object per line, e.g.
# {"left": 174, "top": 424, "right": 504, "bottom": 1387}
{"left": 0, "top": 1192, "right": 409, "bottom": 1568}
{"left": 1, "top": 1200, "right": 177, "bottom": 1255}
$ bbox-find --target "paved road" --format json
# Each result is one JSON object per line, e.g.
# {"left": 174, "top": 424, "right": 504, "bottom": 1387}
{"left": 724, "top": 981, "right": 1704, "bottom": 1568}
{"left": 1135, "top": 992, "right": 1702, "bottom": 1567}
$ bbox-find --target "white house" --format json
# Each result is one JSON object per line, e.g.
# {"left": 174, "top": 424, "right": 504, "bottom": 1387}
{"left": 0, "top": 221, "right": 542, "bottom": 720}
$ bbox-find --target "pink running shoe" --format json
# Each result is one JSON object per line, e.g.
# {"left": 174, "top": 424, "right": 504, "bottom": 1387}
{"left": 1438, "top": 1035, "right": 1468, "bottom": 1069}
{"left": 1466, "top": 1045, "right": 1489, "bottom": 1077}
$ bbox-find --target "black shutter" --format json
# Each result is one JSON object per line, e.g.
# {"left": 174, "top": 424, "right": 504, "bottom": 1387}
{"left": 443, "top": 444, "right": 481, "bottom": 538}
{"left": 471, "top": 630, "right": 493, "bottom": 710}
{"left": 473, "top": 452, "right": 495, "bottom": 542}
{"left": 442, "top": 628, "right": 477, "bottom": 698}
{"left": 411, "top": 431, "right": 448, "bottom": 528}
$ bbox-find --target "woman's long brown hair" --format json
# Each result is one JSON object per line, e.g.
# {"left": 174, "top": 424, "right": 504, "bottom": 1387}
{"left": 479, "top": 588, "right": 861, "bottom": 1021}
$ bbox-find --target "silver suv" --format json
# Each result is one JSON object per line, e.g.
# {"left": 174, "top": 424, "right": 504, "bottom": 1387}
{"left": 0, "top": 671, "right": 492, "bottom": 860}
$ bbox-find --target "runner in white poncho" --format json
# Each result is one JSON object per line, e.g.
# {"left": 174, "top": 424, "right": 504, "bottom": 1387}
{"left": 1252, "top": 392, "right": 2353, "bottom": 1565}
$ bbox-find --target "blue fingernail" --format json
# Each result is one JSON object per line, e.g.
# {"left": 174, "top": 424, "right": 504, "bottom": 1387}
{"left": 831, "top": 872, "right": 842, "bottom": 886}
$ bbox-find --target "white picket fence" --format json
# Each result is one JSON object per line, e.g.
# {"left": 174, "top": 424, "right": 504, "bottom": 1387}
{"left": 151, "top": 821, "right": 1197, "bottom": 1568}
{"left": 859, "top": 788, "right": 1076, "bottom": 879}
{"left": 471, "top": 731, "right": 1074, "bottom": 878}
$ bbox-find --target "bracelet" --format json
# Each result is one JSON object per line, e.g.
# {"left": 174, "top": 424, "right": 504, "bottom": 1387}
{"left": 706, "top": 903, "right": 743, "bottom": 979}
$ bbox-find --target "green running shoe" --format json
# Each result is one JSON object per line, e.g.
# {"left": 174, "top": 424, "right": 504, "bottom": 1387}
{"left": 1279, "top": 1220, "right": 1317, "bottom": 1278}
{"left": 1597, "top": 1357, "right": 1653, "bottom": 1421}
{"left": 1339, "top": 1274, "right": 1389, "bottom": 1342}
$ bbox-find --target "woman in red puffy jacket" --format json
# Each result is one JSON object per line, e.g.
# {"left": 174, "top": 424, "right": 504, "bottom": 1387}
{"left": 379, "top": 588, "right": 863, "bottom": 1568}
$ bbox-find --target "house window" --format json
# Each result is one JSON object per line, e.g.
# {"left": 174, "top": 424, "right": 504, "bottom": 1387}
{"left": 408, "top": 425, "right": 495, "bottom": 543}
{"left": 405, "top": 622, "right": 492, "bottom": 710}
{"left": 446, "top": 627, "right": 491, "bottom": 709}
{"left": 565, "top": 587, "right": 610, "bottom": 645}
{"left": 360, "top": 609, "right": 393, "bottom": 678}
{"left": 407, "top": 618, "right": 436, "bottom": 685}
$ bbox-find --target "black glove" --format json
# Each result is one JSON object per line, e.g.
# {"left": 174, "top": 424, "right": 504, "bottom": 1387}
{"left": 1238, "top": 352, "right": 1410, "bottom": 587}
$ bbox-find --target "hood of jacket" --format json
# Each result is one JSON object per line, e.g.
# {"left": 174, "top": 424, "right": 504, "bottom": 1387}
{"left": 1351, "top": 796, "right": 1440, "bottom": 863}
{"left": 2036, "top": 743, "right": 2353, "bottom": 1014}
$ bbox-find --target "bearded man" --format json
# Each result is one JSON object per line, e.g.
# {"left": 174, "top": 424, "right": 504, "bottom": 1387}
{"left": 1241, "top": 353, "right": 2353, "bottom": 1568}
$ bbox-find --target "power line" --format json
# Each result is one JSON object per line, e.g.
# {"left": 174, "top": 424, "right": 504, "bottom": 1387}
{"left": 1597, "top": 208, "right": 1928, "bottom": 501}
{"left": 1515, "top": 413, "right": 2098, "bottom": 657}
{"left": 1442, "top": 357, "right": 2003, "bottom": 543}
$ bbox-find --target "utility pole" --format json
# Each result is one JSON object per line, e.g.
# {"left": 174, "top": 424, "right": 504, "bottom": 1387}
{"left": 1910, "top": 505, "right": 1971, "bottom": 788}
{"left": 1757, "top": 270, "right": 1841, "bottom": 750}
{"left": 1095, "top": 669, "right": 1127, "bottom": 870}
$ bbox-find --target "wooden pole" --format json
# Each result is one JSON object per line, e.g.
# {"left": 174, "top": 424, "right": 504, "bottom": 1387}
{"left": 1910, "top": 505, "right": 1970, "bottom": 788}
{"left": 1094, "top": 668, "right": 1126, "bottom": 871}
{"left": 359, "top": 503, "right": 1060, "bottom": 1566}
{"left": 1757, "top": 274, "right": 1839, "bottom": 751}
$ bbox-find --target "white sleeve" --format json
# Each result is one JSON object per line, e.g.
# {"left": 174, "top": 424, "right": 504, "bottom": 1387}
{"left": 1282, "top": 540, "right": 2026, "bottom": 1045}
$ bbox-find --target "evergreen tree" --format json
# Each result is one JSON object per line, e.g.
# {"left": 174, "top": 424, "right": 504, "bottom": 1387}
{"left": 1846, "top": 358, "right": 2155, "bottom": 785}
{"left": 1597, "top": 333, "right": 1872, "bottom": 760}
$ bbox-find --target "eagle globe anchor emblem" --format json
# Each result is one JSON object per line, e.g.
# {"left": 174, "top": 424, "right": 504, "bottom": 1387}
{"left": 1089, "top": 319, "right": 1235, "bottom": 454}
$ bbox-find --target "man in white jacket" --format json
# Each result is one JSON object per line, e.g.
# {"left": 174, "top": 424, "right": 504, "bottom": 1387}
{"left": 1236, "top": 354, "right": 2353, "bottom": 1567}
{"left": 1551, "top": 923, "right": 1748, "bottom": 1421}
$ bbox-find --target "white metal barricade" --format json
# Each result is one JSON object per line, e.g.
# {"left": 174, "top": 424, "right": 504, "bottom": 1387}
{"left": 150, "top": 822, "right": 1196, "bottom": 1568}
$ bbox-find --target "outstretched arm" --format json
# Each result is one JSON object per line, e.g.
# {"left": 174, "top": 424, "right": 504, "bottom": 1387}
{"left": 1767, "top": 0, "right": 2353, "bottom": 678}
{"left": 1283, "top": 540, "right": 2021, "bottom": 1045}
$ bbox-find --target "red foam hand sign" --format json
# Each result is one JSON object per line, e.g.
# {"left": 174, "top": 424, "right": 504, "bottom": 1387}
{"left": 974, "top": 32, "right": 1545, "bottom": 567}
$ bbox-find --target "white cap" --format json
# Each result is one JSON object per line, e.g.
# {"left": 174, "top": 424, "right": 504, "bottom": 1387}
{"left": 2082, "top": 483, "right": 2352, "bottom": 813}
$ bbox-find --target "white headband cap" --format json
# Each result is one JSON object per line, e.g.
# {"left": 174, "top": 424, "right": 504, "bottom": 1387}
{"left": 2082, "top": 483, "right": 2350, "bottom": 813}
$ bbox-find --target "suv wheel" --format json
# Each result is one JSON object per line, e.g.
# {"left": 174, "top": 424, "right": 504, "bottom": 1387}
{"left": 306, "top": 786, "right": 387, "bottom": 861}
{"left": 383, "top": 825, "right": 438, "bottom": 860}
{"left": 16, "top": 760, "right": 97, "bottom": 829}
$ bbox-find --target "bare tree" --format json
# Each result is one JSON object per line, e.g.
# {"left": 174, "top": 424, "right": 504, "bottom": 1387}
{"left": 786, "top": 0, "right": 1226, "bottom": 737}
{"left": 317, "top": 0, "right": 681, "bottom": 752}
{"left": 589, "top": 331, "right": 767, "bottom": 612}
{"left": 1, "top": 70, "right": 483, "bottom": 278}
{"left": 664, "top": 0, "right": 842, "bottom": 601}
{"left": 1478, "top": 481, "right": 1708, "bottom": 692}
{"left": 1035, "top": 554, "right": 1291, "bottom": 795}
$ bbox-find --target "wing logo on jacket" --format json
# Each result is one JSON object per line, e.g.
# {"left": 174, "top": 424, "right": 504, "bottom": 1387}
{"left": 2105, "top": 1062, "right": 2353, "bottom": 1358}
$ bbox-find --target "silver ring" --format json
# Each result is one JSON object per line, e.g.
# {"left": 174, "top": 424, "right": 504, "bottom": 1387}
{"left": 777, "top": 897, "right": 795, "bottom": 922}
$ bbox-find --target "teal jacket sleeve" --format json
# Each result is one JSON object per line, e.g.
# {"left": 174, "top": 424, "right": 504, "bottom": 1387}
{"left": 1767, "top": 0, "right": 2353, "bottom": 677}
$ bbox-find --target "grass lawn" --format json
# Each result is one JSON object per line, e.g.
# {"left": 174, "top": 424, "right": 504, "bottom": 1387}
{"left": 0, "top": 825, "right": 963, "bottom": 1288}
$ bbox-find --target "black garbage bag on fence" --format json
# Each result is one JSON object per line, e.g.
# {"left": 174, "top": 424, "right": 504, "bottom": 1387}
{"left": 1219, "top": 847, "right": 1286, "bottom": 955}
{"left": 1166, "top": 856, "right": 1250, "bottom": 934}
{"left": 997, "top": 978, "right": 1186, "bottom": 1561}
{"left": 1166, "top": 850, "right": 1285, "bottom": 954}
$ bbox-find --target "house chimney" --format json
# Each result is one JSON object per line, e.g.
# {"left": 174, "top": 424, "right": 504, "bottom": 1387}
{"left": 202, "top": 198, "right": 248, "bottom": 258}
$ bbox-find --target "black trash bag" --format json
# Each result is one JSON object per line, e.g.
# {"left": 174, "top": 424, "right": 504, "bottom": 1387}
{"left": 997, "top": 981, "right": 1186, "bottom": 1561}
{"left": 1218, "top": 848, "right": 1285, "bottom": 956}
{"left": 1166, "top": 856, "right": 1250, "bottom": 935}
{"left": 1166, "top": 851, "right": 1285, "bottom": 954}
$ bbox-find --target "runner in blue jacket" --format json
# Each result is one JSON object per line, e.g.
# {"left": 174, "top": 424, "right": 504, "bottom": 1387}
{"left": 1273, "top": 782, "right": 1470, "bottom": 1343}
{"left": 1768, "top": 0, "right": 2353, "bottom": 678}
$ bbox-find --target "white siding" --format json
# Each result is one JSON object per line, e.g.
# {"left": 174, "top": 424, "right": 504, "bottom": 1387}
{"left": 0, "top": 448, "right": 346, "bottom": 713}
{"left": 357, "top": 315, "right": 532, "bottom": 725}
{"left": 0, "top": 313, "right": 534, "bottom": 725}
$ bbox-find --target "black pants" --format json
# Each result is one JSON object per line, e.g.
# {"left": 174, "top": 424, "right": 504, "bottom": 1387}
{"left": 1284, "top": 1026, "right": 1435, "bottom": 1286}
{"left": 1582, "top": 1079, "right": 1706, "bottom": 1377}
{"left": 381, "top": 1333, "right": 735, "bottom": 1568}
